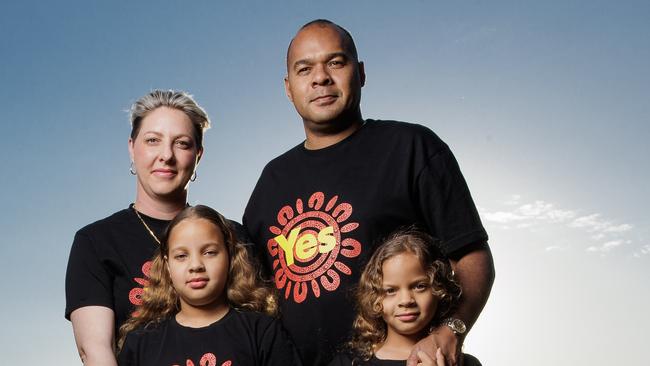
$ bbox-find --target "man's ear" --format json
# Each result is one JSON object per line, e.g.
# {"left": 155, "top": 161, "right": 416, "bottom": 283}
{"left": 358, "top": 61, "right": 366, "bottom": 87}
{"left": 284, "top": 76, "right": 294, "bottom": 102}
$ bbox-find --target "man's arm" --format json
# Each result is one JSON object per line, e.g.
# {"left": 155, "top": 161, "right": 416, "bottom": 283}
{"left": 408, "top": 242, "right": 495, "bottom": 366}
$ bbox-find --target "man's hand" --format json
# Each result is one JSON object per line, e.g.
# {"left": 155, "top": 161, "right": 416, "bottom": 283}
{"left": 407, "top": 325, "right": 461, "bottom": 366}
{"left": 412, "top": 347, "right": 448, "bottom": 366}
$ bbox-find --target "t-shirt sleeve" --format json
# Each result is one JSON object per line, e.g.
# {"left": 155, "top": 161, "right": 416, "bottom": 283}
{"left": 415, "top": 147, "right": 488, "bottom": 256}
{"left": 258, "top": 317, "right": 303, "bottom": 366}
{"left": 65, "top": 230, "right": 114, "bottom": 319}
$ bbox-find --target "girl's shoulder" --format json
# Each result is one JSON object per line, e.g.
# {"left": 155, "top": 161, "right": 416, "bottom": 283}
{"left": 328, "top": 352, "right": 405, "bottom": 366}
{"left": 229, "top": 308, "right": 280, "bottom": 332}
{"left": 126, "top": 317, "right": 171, "bottom": 340}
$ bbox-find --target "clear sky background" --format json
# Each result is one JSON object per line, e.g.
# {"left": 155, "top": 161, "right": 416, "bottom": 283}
{"left": 1, "top": 1, "right": 648, "bottom": 365}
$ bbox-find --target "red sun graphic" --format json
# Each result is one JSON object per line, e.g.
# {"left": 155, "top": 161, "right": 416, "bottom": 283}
{"left": 128, "top": 261, "right": 152, "bottom": 313}
{"left": 267, "top": 192, "right": 361, "bottom": 303}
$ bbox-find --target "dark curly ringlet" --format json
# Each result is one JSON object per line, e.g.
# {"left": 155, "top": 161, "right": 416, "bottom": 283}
{"left": 117, "top": 205, "right": 277, "bottom": 352}
{"left": 348, "top": 227, "right": 462, "bottom": 362}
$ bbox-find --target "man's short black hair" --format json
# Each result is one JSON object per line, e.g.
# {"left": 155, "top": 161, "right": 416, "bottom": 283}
{"left": 286, "top": 19, "right": 359, "bottom": 68}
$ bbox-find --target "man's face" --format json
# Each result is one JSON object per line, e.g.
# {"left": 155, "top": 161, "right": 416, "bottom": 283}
{"left": 284, "top": 25, "right": 365, "bottom": 128}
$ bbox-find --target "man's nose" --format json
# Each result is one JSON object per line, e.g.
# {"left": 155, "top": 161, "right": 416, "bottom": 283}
{"left": 312, "top": 64, "right": 333, "bottom": 86}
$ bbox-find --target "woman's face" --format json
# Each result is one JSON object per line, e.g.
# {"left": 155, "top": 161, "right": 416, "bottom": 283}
{"left": 129, "top": 107, "right": 202, "bottom": 202}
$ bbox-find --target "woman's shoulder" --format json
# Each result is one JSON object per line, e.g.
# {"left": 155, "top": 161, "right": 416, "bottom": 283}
{"left": 76, "top": 207, "right": 133, "bottom": 235}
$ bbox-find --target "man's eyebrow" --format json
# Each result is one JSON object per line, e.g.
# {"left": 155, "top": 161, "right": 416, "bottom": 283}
{"left": 292, "top": 52, "right": 350, "bottom": 70}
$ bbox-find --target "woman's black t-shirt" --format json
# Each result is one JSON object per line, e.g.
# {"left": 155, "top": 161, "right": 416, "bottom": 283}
{"left": 65, "top": 206, "right": 168, "bottom": 335}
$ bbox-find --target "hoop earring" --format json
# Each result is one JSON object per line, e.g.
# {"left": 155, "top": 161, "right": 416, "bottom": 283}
{"left": 190, "top": 171, "right": 197, "bottom": 182}
{"left": 130, "top": 161, "right": 136, "bottom": 175}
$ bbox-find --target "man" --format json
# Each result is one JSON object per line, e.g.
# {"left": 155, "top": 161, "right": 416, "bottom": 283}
{"left": 243, "top": 19, "right": 494, "bottom": 366}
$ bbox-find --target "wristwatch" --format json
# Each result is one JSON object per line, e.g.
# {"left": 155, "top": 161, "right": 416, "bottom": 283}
{"left": 442, "top": 317, "right": 467, "bottom": 335}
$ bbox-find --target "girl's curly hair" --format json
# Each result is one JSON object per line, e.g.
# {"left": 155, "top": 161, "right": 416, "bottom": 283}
{"left": 348, "top": 228, "right": 461, "bottom": 362}
{"left": 117, "top": 205, "right": 277, "bottom": 351}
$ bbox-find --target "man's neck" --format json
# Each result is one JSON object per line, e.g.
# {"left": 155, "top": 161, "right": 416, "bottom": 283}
{"left": 303, "top": 116, "right": 365, "bottom": 150}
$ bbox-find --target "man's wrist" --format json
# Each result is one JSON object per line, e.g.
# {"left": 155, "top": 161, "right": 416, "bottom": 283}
{"left": 442, "top": 317, "right": 467, "bottom": 336}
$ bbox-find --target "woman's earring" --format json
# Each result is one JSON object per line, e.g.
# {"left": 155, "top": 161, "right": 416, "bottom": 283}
{"left": 190, "top": 171, "right": 197, "bottom": 182}
{"left": 130, "top": 161, "right": 136, "bottom": 175}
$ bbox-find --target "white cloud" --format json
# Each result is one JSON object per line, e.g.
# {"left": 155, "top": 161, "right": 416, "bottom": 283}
{"left": 480, "top": 195, "right": 638, "bottom": 256}
{"left": 482, "top": 200, "right": 576, "bottom": 225}
{"left": 569, "top": 214, "right": 633, "bottom": 233}
{"left": 545, "top": 245, "right": 567, "bottom": 252}
{"left": 586, "top": 240, "right": 625, "bottom": 253}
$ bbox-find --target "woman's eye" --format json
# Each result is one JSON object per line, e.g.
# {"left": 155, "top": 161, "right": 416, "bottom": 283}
{"left": 174, "top": 254, "right": 187, "bottom": 260}
{"left": 145, "top": 137, "right": 159, "bottom": 144}
{"left": 204, "top": 250, "right": 218, "bottom": 256}
{"left": 175, "top": 140, "right": 192, "bottom": 149}
{"left": 384, "top": 288, "right": 396, "bottom": 295}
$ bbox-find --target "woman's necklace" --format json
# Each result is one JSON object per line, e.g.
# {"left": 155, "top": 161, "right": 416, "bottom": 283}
{"left": 132, "top": 205, "right": 161, "bottom": 245}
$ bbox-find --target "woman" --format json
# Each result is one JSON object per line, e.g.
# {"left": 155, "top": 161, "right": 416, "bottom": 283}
{"left": 65, "top": 90, "right": 211, "bottom": 365}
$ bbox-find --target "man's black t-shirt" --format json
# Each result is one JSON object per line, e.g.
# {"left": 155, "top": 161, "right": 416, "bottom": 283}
{"left": 118, "top": 309, "right": 302, "bottom": 366}
{"left": 243, "top": 120, "right": 488, "bottom": 366}
{"left": 65, "top": 206, "right": 168, "bottom": 334}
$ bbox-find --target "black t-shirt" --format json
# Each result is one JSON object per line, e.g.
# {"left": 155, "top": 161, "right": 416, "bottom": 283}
{"left": 65, "top": 205, "right": 247, "bottom": 336}
{"left": 65, "top": 206, "right": 169, "bottom": 335}
{"left": 328, "top": 353, "right": 482, "bottom": 366}
{"left": 243, "top": 120, "right": 488, "bottom": 366}
{"left": 117, "top": 309, "right": 302, "bottom": 366}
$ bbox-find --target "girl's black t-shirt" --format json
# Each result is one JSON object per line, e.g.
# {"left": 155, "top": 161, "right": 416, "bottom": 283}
{"left": 118, "top": 309, "right": 302, "bottom": 366}
{"left": 328, "top": 352, "right": 482, "bottom": 366}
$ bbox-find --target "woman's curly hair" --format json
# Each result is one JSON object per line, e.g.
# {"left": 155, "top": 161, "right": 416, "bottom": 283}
{"left": 348, "top": 228, "right": 461, "bottom": 362}
{"left": 117, "top": 205, "right": 277, "bottom": 351}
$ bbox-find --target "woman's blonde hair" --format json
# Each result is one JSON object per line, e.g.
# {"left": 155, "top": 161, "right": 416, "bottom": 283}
{"left": 348, "top": 228, "right": 461, "bottom": 361}
{"left": 129, "top": 89, "right": 211, "bottom": 149}
{"left": 117, "top": 205, "right": 276, "bottom": 350}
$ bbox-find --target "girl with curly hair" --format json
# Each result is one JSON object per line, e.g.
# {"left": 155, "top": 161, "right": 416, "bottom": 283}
{"left": 329, "top": 228, "right": 480, "bottom": 366}
{"left": 117, "top": 205, "right": 301, "bottom": 366}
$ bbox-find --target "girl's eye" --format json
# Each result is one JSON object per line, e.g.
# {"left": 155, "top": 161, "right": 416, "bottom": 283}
{"left": 384, "top": 288, "right": 396, "bottom": 295}
{"left": 415, "top": 283, "right": 429, "bottom": 291}
{"left": 174, "top": 253, "right": 187, "bottom": 260}
{"left": 204, "top": 250, "right": 218, "bottom": 256}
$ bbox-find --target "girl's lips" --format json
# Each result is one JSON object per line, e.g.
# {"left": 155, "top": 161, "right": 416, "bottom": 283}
{"left": 187, "top": 278, "right": 208, "bottom": 289}
{"left": 395, "top": 313, "right": 420, "bottom": 322}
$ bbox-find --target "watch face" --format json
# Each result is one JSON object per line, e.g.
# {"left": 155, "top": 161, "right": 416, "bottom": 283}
{"left": 449, "top": 319, "right": 467, "bottom": 334}
{"left": 452, "top": 319, "right": 467, "bottom": 334}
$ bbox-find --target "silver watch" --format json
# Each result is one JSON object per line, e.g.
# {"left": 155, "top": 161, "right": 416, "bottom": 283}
{"left": 442, "top": 317, "right": 467, "bottom": 335}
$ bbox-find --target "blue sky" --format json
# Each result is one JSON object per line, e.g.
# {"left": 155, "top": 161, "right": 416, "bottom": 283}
{"left": 1, "top": 1, "right": 648, "bottom": 364}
